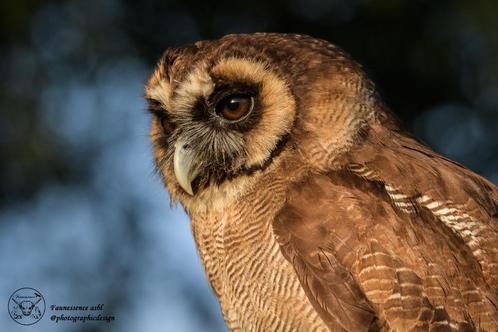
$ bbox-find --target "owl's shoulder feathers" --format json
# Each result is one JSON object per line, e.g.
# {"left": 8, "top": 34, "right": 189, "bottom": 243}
{"left": 274, "top": 123, "right": 498, "bottom": 331}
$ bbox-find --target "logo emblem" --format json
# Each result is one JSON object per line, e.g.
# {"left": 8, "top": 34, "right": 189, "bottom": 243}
{"left": 8, "top": 287, "right": 45, "bottom": 325}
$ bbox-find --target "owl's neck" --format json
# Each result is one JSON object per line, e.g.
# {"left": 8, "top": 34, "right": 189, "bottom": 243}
{"left": 179, "top": 171, "right": 262, "bottom": 217}
{"left": 179, "top": 149, "right": 294, "bottom": 216}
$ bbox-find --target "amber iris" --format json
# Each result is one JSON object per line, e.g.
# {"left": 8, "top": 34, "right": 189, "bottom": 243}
{"left": 216, "top": 94, "right": 254, "bottom": 121}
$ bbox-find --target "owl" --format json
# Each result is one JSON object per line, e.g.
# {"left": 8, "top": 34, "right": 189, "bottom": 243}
{"left": 145, "top": 33, "right": 498, "bottom": 331}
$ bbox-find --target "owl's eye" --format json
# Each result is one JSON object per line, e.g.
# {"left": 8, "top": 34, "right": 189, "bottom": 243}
{"left": 160, "top": 116, "right": 175, "bottom": 135}
{"left": 215, "top": 94, "right": 254, "bottom": 121}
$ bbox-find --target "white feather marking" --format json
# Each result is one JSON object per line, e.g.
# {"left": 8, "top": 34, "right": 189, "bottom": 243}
{"left": 390, "top": 193, "right": 411, "bottom": 200}
{"left": 432, "top": 320, "right": 450, "bottom": 326}
{"left": 399, "top": 282, "right": 423, "bottom": 289}
{"left": 395, "top": 267, "right": 412, "bottom": 272}
{"left": 360, "top": 252, "right": 391, "bottom": 260}
{"left": 433, "top": 207, "right": 458, "bottom": 215}
{"left": 359, "top": 265, "right": 394, "bottom": 276}
{"left": 426, "top": 201, "right": 443, "bottom": 209}
{"left": 461, "top": 289, "right": 480, "bottom": 296}
{"left": 387, "top": 293, "right": 401, "bottom": 300}
{"left": 417, "top": 195, "right": 432, "bottom": 203}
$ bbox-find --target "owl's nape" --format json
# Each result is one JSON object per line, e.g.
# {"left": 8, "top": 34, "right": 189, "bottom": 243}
{"left": 145, "top": 33, "right": 498, "bottom": 331}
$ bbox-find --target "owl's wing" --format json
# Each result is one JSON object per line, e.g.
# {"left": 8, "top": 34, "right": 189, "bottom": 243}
{"left": 273, "top": 174, "right": 381, "bottom": 332}
{"left": 346, "top": 123, "right": 498, "bottom": 293}
{"left": 273, "top": 124, "right": 498, "bottom": 331}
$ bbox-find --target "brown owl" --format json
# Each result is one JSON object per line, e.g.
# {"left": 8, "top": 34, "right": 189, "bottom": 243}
{"left": 145, "top": 33, "right": 498, "bottom": 331}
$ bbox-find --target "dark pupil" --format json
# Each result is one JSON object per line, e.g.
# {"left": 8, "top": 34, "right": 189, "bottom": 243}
{"left": 227, "top": 98, "right": 241, "bottom": 111}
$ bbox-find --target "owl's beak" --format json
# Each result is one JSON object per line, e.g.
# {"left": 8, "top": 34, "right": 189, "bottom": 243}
{"left": 173, "top": 140, "right": 199, "bottom": 196}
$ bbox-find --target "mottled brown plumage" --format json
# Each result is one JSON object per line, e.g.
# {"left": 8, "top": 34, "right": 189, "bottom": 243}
{"left": 145, "top": 33, "right": 498, "bottom": 331}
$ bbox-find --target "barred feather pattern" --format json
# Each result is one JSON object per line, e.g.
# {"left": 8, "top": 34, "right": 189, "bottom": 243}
{"left": 190, "top": 169, "right": 330, "bottom": 332}
{"left": 346, "top": 145, "right": 498, "bottom": 330}
{"left": 274, "top": 170, "right": 498, "bottom": 331}
{"left": 416, "top": 195, "right": 498, "bottom": 290}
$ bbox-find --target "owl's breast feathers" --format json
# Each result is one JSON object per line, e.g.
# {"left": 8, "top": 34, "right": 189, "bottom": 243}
{"left": 273, "top": 123, "right": 498, "bottom": 331}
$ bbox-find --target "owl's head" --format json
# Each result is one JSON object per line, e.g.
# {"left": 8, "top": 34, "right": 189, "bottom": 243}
{"left": 145, "top": 33, "right": 379, "bottom": 212}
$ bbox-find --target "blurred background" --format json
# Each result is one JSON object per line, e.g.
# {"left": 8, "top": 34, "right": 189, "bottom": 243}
{"left": 0, "top": 0, "right": 497, "bottom": 331}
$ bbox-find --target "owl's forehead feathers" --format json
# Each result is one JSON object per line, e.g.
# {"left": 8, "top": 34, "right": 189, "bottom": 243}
{"left": 172, "top": 56, "right": 279, "bottom": 109}
{"left": 145, "top": 34, "right": 293, "bottom": 107}
{"left": 145, "top": 44, "right": 292, "bottom": 115}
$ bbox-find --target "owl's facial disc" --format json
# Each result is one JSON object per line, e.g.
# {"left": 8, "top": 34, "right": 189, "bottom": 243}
{"left": 146, "top": 56, "right": 296, "bottom": 201}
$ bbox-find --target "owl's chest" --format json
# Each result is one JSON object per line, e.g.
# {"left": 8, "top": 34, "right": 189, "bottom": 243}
{"left": 190, "top": 198, "right": 328, "bottom": 332}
